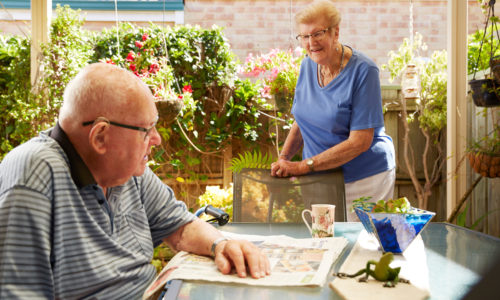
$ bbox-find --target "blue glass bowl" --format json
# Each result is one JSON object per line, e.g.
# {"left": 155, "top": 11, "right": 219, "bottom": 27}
{"left": 354, "top": 207, "right": 435, "bottom": 253}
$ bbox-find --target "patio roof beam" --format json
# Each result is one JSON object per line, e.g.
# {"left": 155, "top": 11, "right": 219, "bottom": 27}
{"left": 30, "top": 0, "right": 52, "bottom": 86}
{"left": 446, "top": 0, "right": 468, "bottom": 218}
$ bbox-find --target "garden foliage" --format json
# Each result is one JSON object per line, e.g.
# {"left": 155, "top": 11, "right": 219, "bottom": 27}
{"left": 382, "top": 32, "right": 447, "bottom": 210}
{"left": 0, "top": 6, "right": 93, "bottom": 158}
{"left": 90, "top": 22, "right": 270, "bottom": 187}
{"left": 0, "top": 6, "right": 269, "bottom": 175}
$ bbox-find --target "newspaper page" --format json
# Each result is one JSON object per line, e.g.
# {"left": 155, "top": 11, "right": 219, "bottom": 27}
{"left": 143, "top": 232, "right": 348, "bottom": 299}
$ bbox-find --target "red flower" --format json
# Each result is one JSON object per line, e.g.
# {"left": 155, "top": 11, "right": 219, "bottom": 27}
{"left": 149, "top": 63, "right": 159, "bottom": 74}
{"left": 105, "top": 59, "right": 115, "bottom": 65}
{"left": 135, "top": 41, "right": 144, "bottom": 49}
{"left": 129, "top": 63, "right": 136, "bottom": 71}
{"left": 126, "top": 51, "right": 135, "bottom": 62}
{"left": 142, "top": 33, "right": 149, "bottom": 41}
{"left": 182, "top": 84, "right": 193, "bottom": 93}
{"left": 178, "top": 95, "right": 183, "bottom": 99}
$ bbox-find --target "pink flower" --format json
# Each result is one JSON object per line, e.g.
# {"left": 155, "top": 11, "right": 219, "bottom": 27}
{"left": 268, "top": 67, "right": 279, "bottom": 81}
{"left": 245, "top": 53, "right": 254, "bottom": 63}
{"left": 260, "top": 85, "right": 271, "bottom": 99}
{"left": 294, "top": 46, "right": 303, "bottom": 57}
{"left": 269, "top": 48, "right": 279, "bottom": 57}
{"left": 142, "top": 33, "right": 149, "bottom": 41}
{"left": 182, "top": 84, "right": 193, "bottom": 93}
{"left": 319, "top": 215, "right": 327, "bottom": 227}
{"left": 126, "top": 51, "right": 135, "bottom": 62}
{"left": 135, "top": 41, "right": 144, "bottom": 49}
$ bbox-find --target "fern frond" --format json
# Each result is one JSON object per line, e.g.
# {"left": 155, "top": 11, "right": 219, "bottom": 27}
{"left": 228, "top": 150, "right": 274, "bottom": 173}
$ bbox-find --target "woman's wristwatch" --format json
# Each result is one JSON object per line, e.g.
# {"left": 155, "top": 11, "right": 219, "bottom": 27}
{"left": 306, "top": 158, "right": 314, "bottom": 171}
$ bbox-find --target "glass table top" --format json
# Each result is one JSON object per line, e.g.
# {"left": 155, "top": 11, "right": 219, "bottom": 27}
{"left": 170, "top": 222, "right": 500, "bottom": 300}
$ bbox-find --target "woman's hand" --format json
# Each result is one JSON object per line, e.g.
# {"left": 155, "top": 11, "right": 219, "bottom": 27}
{"left": 270, "top": 159, "right": 307, "bottom": 177}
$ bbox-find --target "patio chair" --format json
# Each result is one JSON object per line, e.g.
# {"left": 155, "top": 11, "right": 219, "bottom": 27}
{"left": 232, "top": 168, "right": 346, "bottom": 223}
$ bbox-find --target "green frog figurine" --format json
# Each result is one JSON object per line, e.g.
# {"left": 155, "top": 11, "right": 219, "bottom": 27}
{"left": 335, "top": 252, "right": 410, "bottom": 288}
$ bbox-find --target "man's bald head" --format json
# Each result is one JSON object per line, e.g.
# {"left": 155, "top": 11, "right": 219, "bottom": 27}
{"left": 59, "top": 63, "right": 153, "bottom": 132}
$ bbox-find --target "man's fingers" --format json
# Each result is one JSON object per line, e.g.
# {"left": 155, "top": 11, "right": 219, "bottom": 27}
{"left": 264, "top": 252, "right": 271, "bottom": 275}
{"left": 217, "top": 240, "right": 270, "bottom": 279}
{"left": 214, "top": 252, "right": 232, "bottom": 275}
{"left": 240, "top": 243, "right": 265, "bottom": 279}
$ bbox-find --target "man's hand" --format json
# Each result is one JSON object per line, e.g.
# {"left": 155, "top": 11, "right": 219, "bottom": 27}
{"left": 164, "top": 219, "right": 271, "bottom": 279}
{"left": 213, "top": 239, "right": 270, "bottom": 279}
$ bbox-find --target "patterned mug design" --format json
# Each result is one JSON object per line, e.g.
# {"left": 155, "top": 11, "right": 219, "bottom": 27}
{"left": 302, "top": 204, "right": 335, "bottom": 238}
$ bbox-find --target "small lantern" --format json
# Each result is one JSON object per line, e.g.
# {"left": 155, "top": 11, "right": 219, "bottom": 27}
{"left": 401, "top": 63, "right": 420, "bottom": 99}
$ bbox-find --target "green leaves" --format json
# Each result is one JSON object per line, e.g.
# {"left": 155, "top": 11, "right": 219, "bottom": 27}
{"left": 468, "top": 24, "right": 500, "bottom": 75}
{"left": 381, "top": 32, "right": 447, "bottom": 134}
{"left": 0, "top": 5, "right": 93, "bottom": 160}
{"left": 351, "top": 197, "right": 413, "bottom": 214}
{"left": 229, "top": 151, "right": 274, "bottom": 173}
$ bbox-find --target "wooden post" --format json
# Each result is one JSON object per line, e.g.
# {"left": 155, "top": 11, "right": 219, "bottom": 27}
{"left": 223, "top": 144, "right": 232, "bottom": 189}
{"left": 31, "top": 0, "right": 52, "bottom": 86}
{"left": 446, "top": 0, "right": 468, "bottom": 219}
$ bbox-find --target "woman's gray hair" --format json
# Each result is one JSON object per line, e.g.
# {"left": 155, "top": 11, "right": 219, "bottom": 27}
{"left": 295, "top": 0, "right": 341, "bottom": 28}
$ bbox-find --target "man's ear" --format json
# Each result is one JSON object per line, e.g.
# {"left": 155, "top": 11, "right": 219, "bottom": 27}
{"left": 88, "top": 123, "right": 109, "bottom": 155}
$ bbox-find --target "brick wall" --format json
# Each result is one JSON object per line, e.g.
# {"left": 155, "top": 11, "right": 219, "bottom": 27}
{"left": 184, "top": 0, "right": 486, "bottom": 83}
{"left": 0, "top": 0, "right": 489, "bottom": 82}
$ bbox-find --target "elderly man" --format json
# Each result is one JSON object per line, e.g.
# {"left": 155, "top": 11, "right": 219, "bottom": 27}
{"left": 0, "top": 63, "right": 270, "bottom": 299}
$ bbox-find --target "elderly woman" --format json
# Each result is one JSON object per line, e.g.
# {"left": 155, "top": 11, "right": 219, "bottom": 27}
{"left": 270, "top": 0, "right": 395, "bottom": 221}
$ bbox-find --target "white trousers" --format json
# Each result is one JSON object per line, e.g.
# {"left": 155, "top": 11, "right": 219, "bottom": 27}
{"left": 344, "top": 168, "right": 396, "bottom": 221}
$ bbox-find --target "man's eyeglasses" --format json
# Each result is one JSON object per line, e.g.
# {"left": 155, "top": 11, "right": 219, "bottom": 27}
{"left": 296, "top": 27, "right": 331, "bottom": 44}
{"left": 82, "top": 116, "right": 158, "bottom": 141}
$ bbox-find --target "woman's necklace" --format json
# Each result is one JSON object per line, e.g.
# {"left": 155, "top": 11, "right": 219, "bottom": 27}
{"left": 319, "top": 44, "right": 344, "bottom": 87}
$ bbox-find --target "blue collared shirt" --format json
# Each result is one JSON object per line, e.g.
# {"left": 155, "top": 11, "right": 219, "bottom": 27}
{"left": 292, "top": 51, "right": 395, "bottom": 183}
{"left": 0, "top": 123, "right": 196, "bottom": 299}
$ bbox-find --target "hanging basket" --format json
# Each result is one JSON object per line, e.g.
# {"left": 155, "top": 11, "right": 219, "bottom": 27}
{"left": 155, "top": 98, "right": 183, "bottom": 124}
{"left": 273, "top": 90, "right": 292, "bottom": 113}
{"left": 490, "top": 55, "right": 500, "bottom": 83}
{"left": 467, "top": 151, "right": 500, "bottom": 178}
{"left": 469, "top": 78, "right": 500, "bottom": 107}
{"left": 469, "top": 0, "right": 500, "bottom": 107}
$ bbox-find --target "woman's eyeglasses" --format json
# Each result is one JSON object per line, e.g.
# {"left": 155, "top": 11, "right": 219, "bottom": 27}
{"left": 296, "top": 27, "right": 331, "bottom": 44}
{"left": 82, "top": 116, "right": 158, "bottom": 141}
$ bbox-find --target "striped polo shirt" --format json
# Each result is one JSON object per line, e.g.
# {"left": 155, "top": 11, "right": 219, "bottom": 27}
{"left": 0, "top": 123, "right": 196, "bottom": 299}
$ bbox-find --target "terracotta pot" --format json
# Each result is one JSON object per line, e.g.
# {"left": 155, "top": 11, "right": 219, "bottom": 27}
{"left": 155, "top": 98, "right": 183, "bottom": 124}
{"left": 469, "top": 78, "right": 500, "bottom": 107}
{"left": 467, "top": 151, "right": 500, "bottom": 178}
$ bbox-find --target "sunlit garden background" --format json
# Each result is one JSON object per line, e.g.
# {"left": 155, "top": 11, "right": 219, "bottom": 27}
{"left": 1, "top": 0, "right": 499, "bottom": 270}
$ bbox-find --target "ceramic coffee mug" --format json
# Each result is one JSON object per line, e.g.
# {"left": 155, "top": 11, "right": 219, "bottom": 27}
{"left": 301, "top": 204, "right": 335, "bottom": 238}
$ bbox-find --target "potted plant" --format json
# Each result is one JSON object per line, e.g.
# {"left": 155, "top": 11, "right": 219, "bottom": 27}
{"left": 468, "top": 0, "right": 500, "bottom": 107}
{"left": 467, "top": 108, "right": 500, "bottom": 178}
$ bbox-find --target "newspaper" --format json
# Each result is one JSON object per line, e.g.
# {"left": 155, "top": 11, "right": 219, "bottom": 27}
{"left": 143, "top": 231, "right": 348, "bottom": 300}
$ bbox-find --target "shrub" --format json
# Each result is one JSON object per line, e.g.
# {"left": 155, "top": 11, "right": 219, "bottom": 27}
{"left": 0, "top": 5, "right": 92, "bottom": 159}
